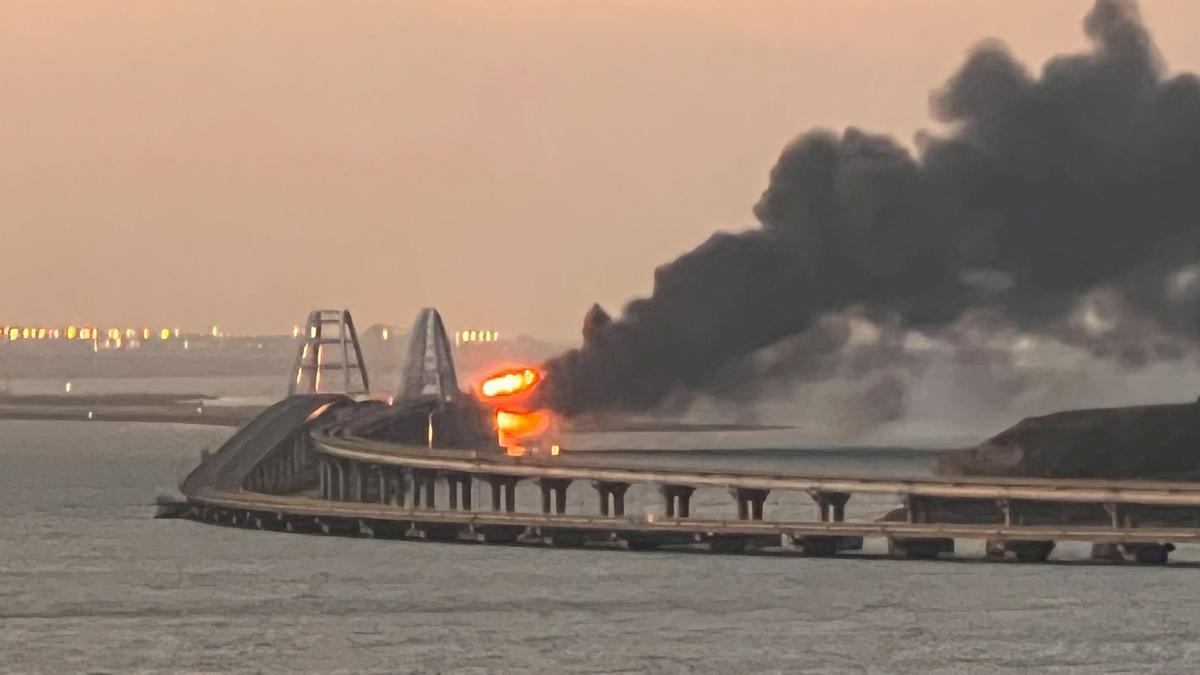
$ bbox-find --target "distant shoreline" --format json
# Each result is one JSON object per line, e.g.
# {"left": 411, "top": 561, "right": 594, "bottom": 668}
{"left": 0, "top": 392, "right": 260, "bottom": 427}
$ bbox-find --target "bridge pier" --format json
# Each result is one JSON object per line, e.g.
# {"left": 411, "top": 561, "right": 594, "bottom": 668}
{"left": 485, "top": 476, "right": 518, "bottom": 512}
{"left": 662, "top": 485, "right": 695, "bottom": 519}
{"left": 798, "top": 491, "right": 860, "bottom": 555}
{"left": 350, "top": 462, "right": 364, "bottom": 502}
{"left": 338, "top": 460, "right": 352, "bottom": 501}
{"left": 318, "top": 458, "right": 328, "bottom": 498}
{"left": 327, "top": 459, "right": 340, "bottom": 500}
{"left": 447, "top": 474, "right": 473, "bottom": 511}
{"left": 381, "top": 467, "right": 407, "bottom": 507}
{"left": 733, "top": 488, "right": 769, "bottom": 520}
{"left": 412, "top": 470, "right": 437, "bottom": 509}
{"left": 538, "top": 478, "right": 571, "bottom": 515}
{"left": 593, "top": 481, "right": 629, "bottom": 517}
{"left": 811, "top": 491, "right": 850, "bottom": 522}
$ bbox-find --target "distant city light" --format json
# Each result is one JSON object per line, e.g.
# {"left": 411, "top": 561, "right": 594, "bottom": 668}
{"left": 292, "top": 325, "right": 300, "bottom": 338}
{"left": 455, "top": 329, "right": 502, "bottom": 345}
{"left": 160, "top": 328, "right": 171, "bottom": 340}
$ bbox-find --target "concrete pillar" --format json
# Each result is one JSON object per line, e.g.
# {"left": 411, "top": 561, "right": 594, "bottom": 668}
{"left": 490, "top": 477, "right": 503, "bottom": 511}
{"left": 732, "top": 488, "right": 769, "bottom": 521}
{"left": 662, "top": 485, "right": 696, "bottom": 519}
{"left": 811, "top": 491, "right": 850, "bottom": 522}
{"left": 538, "top": 478, "right": 572, "bottom": 515}
{"left": 905, "top": 495, "right": 929, "bottom": 524}
{"left": 460, "top": 475, "right": 472, "bottom": 511}
{"left": 354, "top": 463, "right": 363, "bottom": 502}
{"left": 610, "top": 483, "right": 627, "bottom": 517}
{"left": 396, "top": 468, "right": 409, "bottom": 508}
{"left": 487, "top": 476, "right": 519, "bottom": 513}
{"left": 424, "top": 472, "right": 436, "bottom": 509}
{"left": 1104, "top": 502, "right": 1120, "bottom": 529}
{"left": 446, "top": 474, "right": 471, "bottom": 510}
{"left": 594, "top": 482, "right": 629, "bottom": 517}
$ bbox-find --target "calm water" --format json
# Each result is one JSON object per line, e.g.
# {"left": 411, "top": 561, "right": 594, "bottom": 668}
{"left": 4, "top": 419, "right": 1200, "bottom": 673}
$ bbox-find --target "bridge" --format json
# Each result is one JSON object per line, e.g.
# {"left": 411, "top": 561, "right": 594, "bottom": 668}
{"left": 174, "top": 307, "right": 1200, "bottom": 565}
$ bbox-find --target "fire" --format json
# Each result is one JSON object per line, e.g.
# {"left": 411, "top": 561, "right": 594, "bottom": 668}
{"left": 477, "top": 364, "right": 561, "bottom": 457}
{"left": 480, "top": 367, "right": 541, "bottom": 398}
{"left": 495, "top": 409, "right": 550, "bottom": 437}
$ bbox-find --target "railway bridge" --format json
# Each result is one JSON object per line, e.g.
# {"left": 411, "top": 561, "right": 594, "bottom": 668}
{"left": 171, "top": 307, "right": 1200, "bottom": 565}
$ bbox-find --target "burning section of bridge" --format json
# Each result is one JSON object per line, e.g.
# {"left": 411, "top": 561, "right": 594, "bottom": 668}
{"left": 478, "top": 366, "right": 558, "bottom": 456}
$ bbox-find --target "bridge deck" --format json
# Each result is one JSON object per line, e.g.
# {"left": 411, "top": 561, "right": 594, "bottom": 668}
{"left": 192, "top": 488, "right": 1198, "bottom": 545}
{"left": 315, "top": 434, "right": 1200, "bottom": 507}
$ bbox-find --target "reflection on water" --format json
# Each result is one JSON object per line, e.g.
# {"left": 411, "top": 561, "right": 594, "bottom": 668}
{"left": 3, "top": 419, "right": 1200, "bottom": 672}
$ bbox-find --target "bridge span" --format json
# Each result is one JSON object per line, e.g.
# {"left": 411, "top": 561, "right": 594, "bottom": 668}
{"left": 179, "top": 419, "right": 1200, "bottom": 565}
{"left": 163, "top": 306, "right": 1200, "bottom": 565}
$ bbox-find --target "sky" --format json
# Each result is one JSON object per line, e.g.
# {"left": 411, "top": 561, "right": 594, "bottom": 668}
{"left": 2, "top": 1, "right": 1199, "bottom": 341}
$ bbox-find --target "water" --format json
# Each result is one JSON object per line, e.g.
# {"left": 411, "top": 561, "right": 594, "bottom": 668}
{"left": 5, "top": 420, "right": 1200, "bottom": 673}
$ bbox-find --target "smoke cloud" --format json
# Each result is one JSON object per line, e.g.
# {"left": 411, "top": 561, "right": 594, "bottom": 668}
{"left": 541, "top": 0, "right": 1200, "bottom": 418}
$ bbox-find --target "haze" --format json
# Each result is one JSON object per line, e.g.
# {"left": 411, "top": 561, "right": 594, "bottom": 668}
{"left": 3, "top": 1, "right": 1198, "bottom": 341}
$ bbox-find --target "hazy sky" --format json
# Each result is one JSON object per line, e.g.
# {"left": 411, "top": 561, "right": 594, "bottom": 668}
{"left": 3, "top": 1, "right": 1198, "bottom": 340}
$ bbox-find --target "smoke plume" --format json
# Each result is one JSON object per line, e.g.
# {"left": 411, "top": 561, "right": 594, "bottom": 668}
{"left": 541, "top": 0, "right": 1200, "bottom": 418}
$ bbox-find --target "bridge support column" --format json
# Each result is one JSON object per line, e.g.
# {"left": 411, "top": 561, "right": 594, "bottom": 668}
{"left": 375, "top": 465, "right": 388, "bottom": 505}
{"left": 351, "top": 463, "right": 364, "bottom": 502}
{"left": 662, "top": 485, "right": 695, "bottom": 518}
{"left": 811, "top": 491, "right": 850, "bottom": 522}
{"left": 447, "top": 474, "right": 472, "bottom": 511}
{"left": 732, "top": 488, "right": 769, "bottom": 520}
{"left": 318, "top": 458, "right": 328, "bottom": 499}
{"left": 593, "top": 481, "right": 629, "bottom": 517}
{"left": 412, "top": 470, "right": 436, "bottom": 510}
{"left": 485, "top": 476, "right": 518, "bottom": 513}
{"left": 339, "top": 460, "right": 352, "bottom": 502}
{"left": 538, "top": 478, "right": 571, "bottom": 515}
{"left": 384, "top": 467, "right": 407, "bottom": 507}
{"left": 328, "top": 460, "right": 341, "bottom": 500}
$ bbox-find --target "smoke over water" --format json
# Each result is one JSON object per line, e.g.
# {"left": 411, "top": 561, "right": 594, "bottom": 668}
{"left": 541, "top": 0, "right": 1200, "bottom": 426}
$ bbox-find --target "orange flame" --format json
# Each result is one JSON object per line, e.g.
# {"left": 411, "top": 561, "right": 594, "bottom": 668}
{"left": 480, "top": 367, "right": 541, "bottom": 398}
{"left": 477, "top": 364, "right": 559, "bottom": 456}
{"left": 495, "top": 408, "right": 550, "bottom": 437}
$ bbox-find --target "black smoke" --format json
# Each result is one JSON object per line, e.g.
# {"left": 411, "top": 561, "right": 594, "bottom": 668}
{"left": 541, "top": 0, "right": 1200, "bottom": 417}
